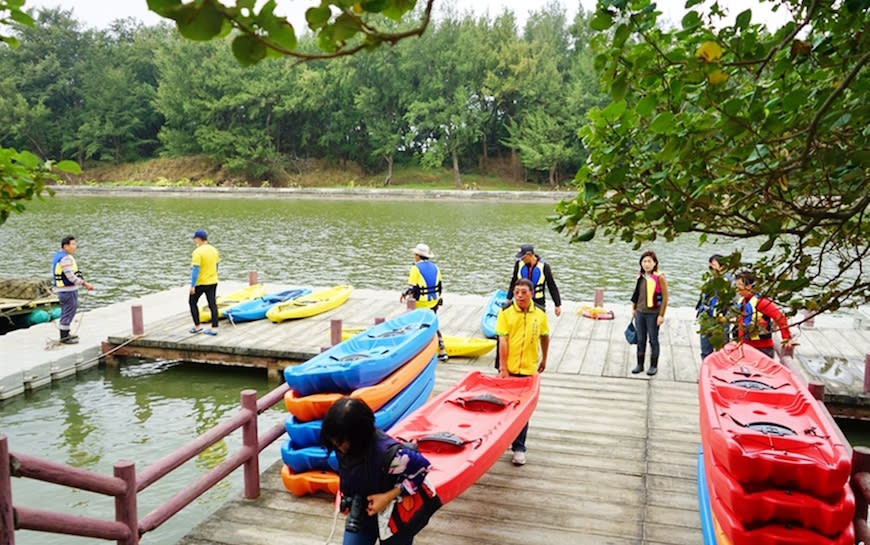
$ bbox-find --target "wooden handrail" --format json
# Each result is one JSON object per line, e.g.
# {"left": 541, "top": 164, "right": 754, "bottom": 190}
{"left": 0, "top": 380, "right": 291, "bottom": 545}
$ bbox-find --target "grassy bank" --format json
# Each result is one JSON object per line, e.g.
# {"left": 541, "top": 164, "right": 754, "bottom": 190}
{"left": 71, "top": 156, "right": 567, "bottom": 192}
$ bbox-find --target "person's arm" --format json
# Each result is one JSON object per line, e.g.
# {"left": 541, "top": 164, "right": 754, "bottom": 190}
{"left": 497, "top": 336, "right": 509, "bottom": 378}
{"left": 543, "top": 262, "right": 561, "bottom": 315}
{"left": 538, "top": 334, "right": 549, "bottom": 373}
{"left": 190, "top": 265, "right": 200, "bottom": 295}
{"left": 506, "top": 261, "right": 519, "bottom": 298}
{"left": 657, "top": 274, "right": 668, "bottom": 326}
{"left": 758, "top": 298, "right": 792, "bottom": 342}
{"left": 400, "top": 265, "right": 419, "bottom": 302}
{"left": 367, "top": 447, "right": 431, "bottom": 515}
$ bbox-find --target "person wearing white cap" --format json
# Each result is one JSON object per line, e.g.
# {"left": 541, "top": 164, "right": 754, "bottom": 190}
{"left": 400, "top": 243, "right": 448, "bottom": 361}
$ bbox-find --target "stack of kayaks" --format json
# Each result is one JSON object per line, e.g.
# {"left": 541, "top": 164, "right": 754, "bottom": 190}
{"left": 279, "top": 309, "right": 439, "bottom": 496}
{"left": 199, "top": 284, "right": 266, "bottom": 322}
{"left": 480, "top": 289, "right": 508, "bottom": 338}
{"left": 698, "top": 343, "right": 855, "bottom": 545}
{"left": 341, "top": 327, "right": 496, "bottom": 358}
{"left": 224, "top": 288, "right": 311, "bottom": 323}
{"left": 266, "top": 284, "right": 353, "bottom": 323}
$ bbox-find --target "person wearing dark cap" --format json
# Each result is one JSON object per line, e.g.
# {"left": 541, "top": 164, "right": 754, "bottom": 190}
{"left": 507, "top": 244, "right": 562, "bottom": 317}
{"left": 400, "top": 243, "right": 448, "bottom": 361}
{"left": 188, "top": 229, "right": 220, "bottom": 335}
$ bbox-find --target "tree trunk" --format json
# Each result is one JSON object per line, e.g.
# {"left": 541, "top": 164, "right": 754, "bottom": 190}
{"left": 549, "top": 165, "right": 557, "bottom": 189}
{"left": 480, "top": 134, "right": 488, "bottom": 174}
{"left": 384, "top": 154, "right": 393, "bottom": 186}
{"left": 510, "top": 148, "right": 521, "bottom": 181}
{"left": 452, "top": 149, "right": 461, "bottom": 188}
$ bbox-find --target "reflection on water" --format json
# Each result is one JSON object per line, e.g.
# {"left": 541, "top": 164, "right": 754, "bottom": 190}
{"left": 0, "top": 359, "right": 283, "bottom": 545}
{"left": 0, "top": 195, "right": 761, "bottom": 310}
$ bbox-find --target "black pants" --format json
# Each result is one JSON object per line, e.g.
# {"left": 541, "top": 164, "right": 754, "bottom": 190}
{"left": 189, "top": 284, "right": 218, "bottom": 327}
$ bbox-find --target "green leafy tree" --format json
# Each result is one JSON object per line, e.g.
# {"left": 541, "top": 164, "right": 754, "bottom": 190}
{"left": 0, "top": 1, "right": 79, "bottom": 226}
{"left": 503, "top": 108, "right": 573, "bottom": 188}
{"left": 555, "top": 0, "right": 870, "bottom": 338}
{"left": 146, "top": 0, "right": 434, "bottom": 65}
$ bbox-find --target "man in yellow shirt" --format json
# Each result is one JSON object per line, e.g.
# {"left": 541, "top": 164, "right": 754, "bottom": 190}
{"left": 189, "top": 229, "right": 220, "bottom": 335}
{"left": 495, "top": 278, "right": 549, "bottom": 466}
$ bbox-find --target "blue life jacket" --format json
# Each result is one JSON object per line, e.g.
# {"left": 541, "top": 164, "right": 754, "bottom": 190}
{"left": 337, "top": 430, "right": 400, "bottom": 498}
{"left": 414, "top": 261, "right": 440, "bottom": 301}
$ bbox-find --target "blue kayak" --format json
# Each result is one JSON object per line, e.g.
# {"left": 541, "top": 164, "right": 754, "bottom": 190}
{"left": 697, "top": 445, "right": 718, "bottom": 545}
{"left": 480, "top": 289, "right": 508, "bottom": 338}
{"left": 284, "top": 308, "right": 438, "bottom": 396}
{"left": 281, "top": 353, "right": 437, "bottom": 472}
{"left": 224, "top": 288, "right": 311, "bottom": 323}
{"left": 284, "top": 353, "right": 438, "bottom": 448}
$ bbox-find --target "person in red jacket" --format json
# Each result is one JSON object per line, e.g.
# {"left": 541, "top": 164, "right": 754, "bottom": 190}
{"left": 734, "top": 271, "right": 793, "bottom": 358}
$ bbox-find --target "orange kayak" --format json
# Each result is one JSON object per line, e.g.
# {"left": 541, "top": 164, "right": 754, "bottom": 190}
{"left": 284, "top": 337, "right": 437, "bottom": 421}
{"left": 280, "top": 464, "right": 339, "bottom": 497}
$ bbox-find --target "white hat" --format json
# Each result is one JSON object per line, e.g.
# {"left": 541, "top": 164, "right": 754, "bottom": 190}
{"left": 412, "top": 243, "right": 434, "bottom": 259}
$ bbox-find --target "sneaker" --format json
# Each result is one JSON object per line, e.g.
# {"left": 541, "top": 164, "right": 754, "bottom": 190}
{"left": 60, "top": 336, "right": 79, "bottom": 345}
{"left": 511, "top": 450, "right": 526, "bottom": 466}
{"left": 189, "top": 326, "right": 203, "bottom": 334}
{"left": 203, "top": 328, "right": 218, "bottom": 336}
{"left": 438, "top": 352, "right": 449, "bottom": 362}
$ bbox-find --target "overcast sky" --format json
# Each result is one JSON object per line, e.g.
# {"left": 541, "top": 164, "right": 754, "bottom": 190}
{"left": 23, "top": 0, "right": 789, "bottom": 33}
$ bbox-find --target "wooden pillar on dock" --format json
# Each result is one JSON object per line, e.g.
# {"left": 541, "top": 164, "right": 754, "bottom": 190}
{"left": 131, "top": 305, "right": 144, "bottom": 336}
{"left": 865, "top": 354, "right": 870, "bottom": 395}
{"left": 593, "top": 288, "right": 604, "bottom": 308}
{"left": 807, "top": 381, "right": 825, "bottom": 401}
{"left": 0, "top": 435, "right": 14, "bottom": 545}
{"left": 330, "top": 319, "right": 342, "bottom": 346}
{"left": 374, "top": 317, "right": 384, "bottom": 325}
{"left": 114, "top": 460, "right": 138, "bottom": 545}
{"left": 852, "top": 447, "right": 870, "bottom": 545}
{"left": 248, "top": 271, "right": 258, "bottom": 286}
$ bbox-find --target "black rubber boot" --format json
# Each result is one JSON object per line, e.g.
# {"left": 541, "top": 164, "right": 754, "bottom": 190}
{"left": 631, "top": 353, "right": 644, "bottom": 374}
{"left": 647, "top": 355, "right": 659, "bottom": 376}
{"left": 60, "top": 330, "right": 78, "bottom": 345}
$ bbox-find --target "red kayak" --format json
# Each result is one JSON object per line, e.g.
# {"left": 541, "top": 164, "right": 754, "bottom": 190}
{"left": 388, "top": 370, "right": 541, "bottom": 505}
{"left": 703, "top": 442, "right": 854, "bottom": 537}
{"left": 699, "top": 344, "right": 851, "bottom": 498}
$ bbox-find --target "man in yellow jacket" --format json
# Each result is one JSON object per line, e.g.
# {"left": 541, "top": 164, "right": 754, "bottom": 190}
{"left": 496, "top": 278, "right": 549, "bottom": 466}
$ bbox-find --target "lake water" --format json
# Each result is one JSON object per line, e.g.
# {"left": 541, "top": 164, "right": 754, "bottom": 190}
{"left": 0, "top": 193, "right": 762, "bottom": 544}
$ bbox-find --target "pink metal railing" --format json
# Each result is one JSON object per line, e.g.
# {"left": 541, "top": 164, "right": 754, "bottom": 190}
{"left": 0, "top": 383, "right": 290, "bottom": 545}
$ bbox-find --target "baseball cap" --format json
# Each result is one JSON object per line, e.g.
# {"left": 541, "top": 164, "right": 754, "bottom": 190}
{"left": 193, "top": 229, "right": 208, "bottom": 240}
{"left": 515, "top": 244, "right": 534, "bottom": 259}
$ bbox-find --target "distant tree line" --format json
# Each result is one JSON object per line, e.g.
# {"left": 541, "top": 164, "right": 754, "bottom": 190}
{"left": 0, "top": 4, "right": 606, "bottom": 187}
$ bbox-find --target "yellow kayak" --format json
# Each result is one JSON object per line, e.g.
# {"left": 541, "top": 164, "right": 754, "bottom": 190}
{"left": 199, "top": 284, "right": 265, "bottom": 322}
{"left": 342, "top": 328, "right": 496, "bottom": 358}
{"left": 266, "top": 285, "right": 353, "bottom": 322}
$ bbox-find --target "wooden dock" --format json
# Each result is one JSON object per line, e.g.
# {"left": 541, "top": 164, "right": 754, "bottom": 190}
{"left": 177, "top": 362, "right": 704, "bottom": 545}
{"left": 102, "top": 287, "right": 870, "bottom": 416}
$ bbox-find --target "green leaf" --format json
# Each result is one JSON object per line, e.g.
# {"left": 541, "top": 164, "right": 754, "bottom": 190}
{"left": 782, "top": 91, "right": 807, "bottom": 110}
{"left": 574, "top": 228, "right": 596, "bottom": 242}
{"left": 611, "top": 73, "right": 628, "bottom": 101}
{"left": 635, "top": 95, "right": 658, "bottom": 116}
{"left": 9, "top": 9, "right": 34, "bottom": 26}
{"left": 146, "top": 0, "right": 182, "bottom": 16}
{"left": 15, "top": 150, "right": 40, "bottom": 169}
{"left": 590, "top": 10, "right": 614, "bottom": 31}
{"left": 681, "top": 10, "right": 701, "bottom": 30}
{"left": 362, "top": 0, "right": 390, "bottom": 12}
{"left": 231, "top": 34, "right": 267, "bottom": 66}
{"left": 306, "top": 6, "right": 332, "bottom": 29}
{"left": 332, "top": 13, "right": 360, "bottom": 42}
{"left": 601, "top": 99, "right": 626, "bottom": 121}
{"left": 649, "top": 111, "right": 676, "bottom": 133}
{"left": 644, "top": 201, "right": 667, "bottom": 221}
{"left": 735, "top": 9, "right": 751, "bottom": 29}
{"left": 54, "top": 160, "right": 81, "bottom": 174}
{"left": 583, "top": 182, "right": 598, "bottom": 201}
{"left": 613, "top": 24, "right": 630, "bottom": 48}
{"left": 758, "top": 236, "right": 776, "bottom": 252}
{"left": 261, "top": 15, "right": 297, "bottom": 51}
{"left": 176, "top": 3, "right": 225, "bottom": 41}
{"left": 0, "top": 36, "right": 20, "bottom": 49}
{"left": 759, "top": 219, "right": 781, "bottom": 235}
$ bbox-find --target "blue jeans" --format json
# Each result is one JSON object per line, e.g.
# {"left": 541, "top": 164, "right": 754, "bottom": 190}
{"left": 700, "top": 335, "right": 714, "bottom": 362}
{"left": 58, "top": 290, "right": 78, "bottom": 331}
{"left": 635, "top": 311, "right": 659, "bottom": 358}
{"left": 342, "top": 514, "right": 413, "bottom": 545}
{"left": 511, "top": 422, "right": 529, "bottom": 453}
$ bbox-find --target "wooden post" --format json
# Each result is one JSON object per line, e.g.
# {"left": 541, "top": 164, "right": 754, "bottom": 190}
{"left": 593, "top": 288, "right": 604, "bottom": 308}
{"left": 114, "top": 460, "right": 138, "bottom": 545}
{"left": 807, "top": 381, "right": 825, "bottom": 401}
{"left": 241, "top": 390, "right": 259, "bottom": 499}
{"left": 374, "top": 317, "right": 385, "bottom": 325}
{"left": 852, "top": 447, "right": 870, "bottom": 545}
{"left": 330, "top": 319, "right": 342, "bottom": 346}
{"left": 131, "top": 305, "right": 144, "bottom": 336}
{"left": 865, "top": 354, "right": 870, "bottom": 395}
{"left": 248, "top": 271, "right": 258, "bottom": 286}
{"left": 406, "top": 298, "right": 416, "bottom": 311}
{"left": 0, "top": 435, "right": 14, "bottom": 545}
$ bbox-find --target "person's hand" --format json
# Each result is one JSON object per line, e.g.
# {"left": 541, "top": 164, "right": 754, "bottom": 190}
{"left": 498, "top": 367, "right": 509, "bottom": 379}
{"left": 189, "top": 287, "right": 196, "bottom": 295}
{"left": 84, "top": 282, "right": 94, "bottom": 291}
{"left": 366, "top": 490, "right": 397, "bottom": 516}
{"left": 554, "top": 306, "right": 561, "bottom": 317}
{"left": 657, "top": 315, "right": 664, "bottom": 326}
{"left": 399, "top": 293, "right": 405, "bottom": 303}
{"left": 538, "top": 359, "right": 547, "bottom": 373}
